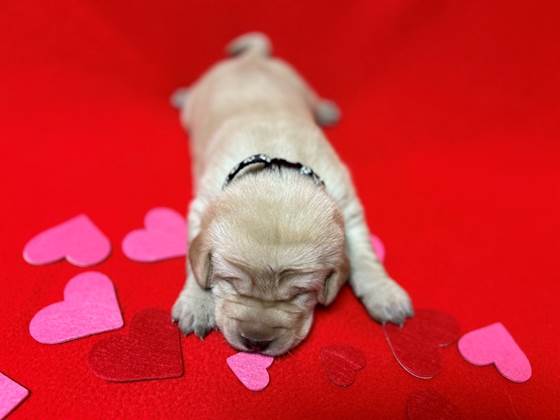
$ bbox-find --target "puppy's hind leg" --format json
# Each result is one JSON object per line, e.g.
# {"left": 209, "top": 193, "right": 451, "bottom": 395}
{"left": 313, "top": 99, "right": 341, "bottom": 127}
{"left": 268, "top": 58, "right": 341, "bottom": 126}
{"left": 170, "top": 87, "right": 191, "bottom": 109}
{"left": 290, "top": 72, "right": 341, "bottom": 126}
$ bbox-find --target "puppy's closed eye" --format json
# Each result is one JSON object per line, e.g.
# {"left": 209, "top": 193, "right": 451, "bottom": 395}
{"left": 290, "top": 292, "right": 315, "bottom": 306}
{"left": 214, "top": 275, "right": 240, "bottom": 283}
{"left": 288, "top": 286, "right": 309, "bottom": 296}
{"left": 213, "top": 275, "right": 246, "bottom": 296}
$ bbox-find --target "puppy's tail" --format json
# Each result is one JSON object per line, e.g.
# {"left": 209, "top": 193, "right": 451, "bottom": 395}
{"left": 226, "top": 32, "right": 272, "bottom": 58}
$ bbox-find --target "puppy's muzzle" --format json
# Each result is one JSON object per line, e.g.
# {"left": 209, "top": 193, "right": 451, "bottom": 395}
{"left": 240, "top": 336, "right": 274, "bottom": 352}
{"left": 238, "top": 321, "right": 277, "bottom": 352}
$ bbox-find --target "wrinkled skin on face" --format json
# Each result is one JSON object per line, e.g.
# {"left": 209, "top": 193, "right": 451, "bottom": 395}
{"left": 211, "top": 254, "right": 331, "bottom": 355}
{"left": 190, "top": 173, "right": 349, "bottom": 356}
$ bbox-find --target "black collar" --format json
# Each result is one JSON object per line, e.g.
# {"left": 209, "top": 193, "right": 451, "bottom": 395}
{"left": 222, "top": 154, "right": 325, "bottom": 190}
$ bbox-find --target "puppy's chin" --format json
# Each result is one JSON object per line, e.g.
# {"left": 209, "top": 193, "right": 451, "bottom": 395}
{"left": 217, "top": 313, "right": 314, "bottom": 356}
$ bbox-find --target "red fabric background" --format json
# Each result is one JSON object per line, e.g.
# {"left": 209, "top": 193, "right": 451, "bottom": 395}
{"left": 1, "top": 1, "right": 559, "bottom": 418}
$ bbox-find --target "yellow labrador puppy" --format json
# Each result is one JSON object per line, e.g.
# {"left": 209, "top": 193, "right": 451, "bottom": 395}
{"left": 172, "top": 33, "right": 413, "bottom": 356}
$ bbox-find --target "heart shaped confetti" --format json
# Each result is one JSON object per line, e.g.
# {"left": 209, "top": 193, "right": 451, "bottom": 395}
{"left": 89, "top": 309, "right": 183, "bottom": 382}
{"left": 23, "top": 214, "right": 111, "bottom": 267}
{"left": 320, "top": 345, "right": 366, "bottom": 387}
{"left": 458, "top": 322, "right": 531, "bottom": 383}
{"left": 0, "top": 372, "right": 29, "bottom": 418}
{"left": 122, "top": 207, "right": 187, "bottom": 262}
{"left": 226, "top": 352, "right": 274, "bottom": 391}
{"left": 407, "top": 390, "right": 463, "bottom": 420}
{"left": 29, "top": 272, "right": 123, "bottom": 344}
{"left": 371, "top": 234, "right": 386, "bottom": 262}
{"left": 384, "top": 309, "right": 460, "bottom": 379}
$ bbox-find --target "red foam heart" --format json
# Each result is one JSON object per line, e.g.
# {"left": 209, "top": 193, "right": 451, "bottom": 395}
{"left": 407, "top": 390, "right": 463, "bottom": 420}
{"left": 384, "top": 309, "right": 460, "bottom": 379}
{"left": 320, "top": 345, "right": 366, "bottom": 387}
{"left": 88, "top": 309, "right": 183, "bottom": 382}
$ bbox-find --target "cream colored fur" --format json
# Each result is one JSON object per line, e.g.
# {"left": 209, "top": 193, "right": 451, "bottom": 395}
{"left": 172, "top": 32, "right": 413, "bottom": 356}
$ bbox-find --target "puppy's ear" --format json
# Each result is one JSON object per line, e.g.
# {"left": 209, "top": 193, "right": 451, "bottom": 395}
{"left": 189, "top": 229, "right": 213, "bottom": 289}
{"left": 318, "top": 253, "right": 350, "bottom": 306}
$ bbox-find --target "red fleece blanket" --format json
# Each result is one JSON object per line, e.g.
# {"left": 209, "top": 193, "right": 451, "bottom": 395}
{"left": 1, "top": 0, "right": 559, "bottom": 418}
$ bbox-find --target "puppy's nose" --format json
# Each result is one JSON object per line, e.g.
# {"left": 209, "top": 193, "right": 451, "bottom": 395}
{"left": 241, "top": 336, "right": 273, "bottom": 352}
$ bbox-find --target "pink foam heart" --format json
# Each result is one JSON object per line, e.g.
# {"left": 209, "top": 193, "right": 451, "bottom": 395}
{"left": 29, "top": 271, "right": 123, "bottom": 344}
{"left": 458, "top": 322, "right": 531, "bottom": 383}
{"left": 122, "top": 207, "right": 187, "bottom": 262}
{"left": 23, "top": 214, "right": 111, "bottom": 267}
{"left": 0, "top": 372, "right": 29, "bottom": 418}
{"left": 371, "top": 234, "right": 385, "bottom": 262}
{"left": 226, "top": 352, "right": 274, "bottom": 391}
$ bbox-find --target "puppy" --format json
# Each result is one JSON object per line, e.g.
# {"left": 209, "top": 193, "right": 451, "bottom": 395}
{"left": 172, "top": 33, "right": 413, "bottom": 356}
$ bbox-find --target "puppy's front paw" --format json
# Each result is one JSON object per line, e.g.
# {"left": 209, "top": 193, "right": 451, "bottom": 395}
{"left": 172, "top": 291, "right": 216, "bottom": 338}
{"left": 361, "top": 280, "right": 413, "bottom": 325}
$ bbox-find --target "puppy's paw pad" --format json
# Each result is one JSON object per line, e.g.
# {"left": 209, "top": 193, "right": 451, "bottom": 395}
{"left": 170, "top": 87, "right": 191, "bottom": 109}
{"left": 315, "top": 100, "right": 341, "bottom": 126}
{"left": 362, "top": 280, "right": 413, "bottom": 325}
{"left": 172, "top": 294, "right": 215, "bottom": 338}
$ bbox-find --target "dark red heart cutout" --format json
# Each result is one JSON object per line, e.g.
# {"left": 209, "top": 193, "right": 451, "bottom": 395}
{"left": 88, "top": 308, "right": 183, "bottom": 382}
{"left": 407, "top": 390, "right": 463, "bottom": 420}
{"left": 320, "top": 345, "right": 366, "bottom": 387}
{"left": 384, "top": 309, "right": 460, "bottom": 379}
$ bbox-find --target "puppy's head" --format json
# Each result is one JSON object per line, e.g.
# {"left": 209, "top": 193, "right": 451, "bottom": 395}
{"left": 190, "top": 171, "right": 348, "bottom": 355}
